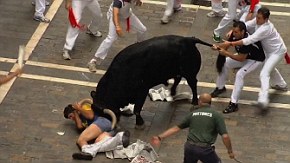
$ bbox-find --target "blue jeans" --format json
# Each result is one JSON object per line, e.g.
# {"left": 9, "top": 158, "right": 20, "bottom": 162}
{"left": 183, "top": 141, "right": 221, "bottom": 163}
{"left": 92, "top": 117, "right": 112, "bottom": 132}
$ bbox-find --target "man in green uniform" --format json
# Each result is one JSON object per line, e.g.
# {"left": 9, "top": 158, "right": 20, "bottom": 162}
{"left": 151, "top": 93, "right": 235, "bottom": 163}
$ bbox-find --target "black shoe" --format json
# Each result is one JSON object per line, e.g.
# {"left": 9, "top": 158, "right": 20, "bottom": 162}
{"left": 211, "top": 87, "right": 226, "bottom": 97}
{"left": 72, "top": 152, "right": 93, "bottom": 160}
{"left": 223, "top": 101, "right": 238, "bottom": 114}
{"left": 122, "top": 130, "right": 130, "bottom": 148}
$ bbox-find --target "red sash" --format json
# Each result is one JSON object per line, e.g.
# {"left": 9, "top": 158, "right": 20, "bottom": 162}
{"left": 126, "top": 17, "right": 130, "bottom": 32}
{"left": 68, "top": 8, "right": 86, "bottom": 30}
{"left": 285, "top": 52, "right": 290, "bottom": 64}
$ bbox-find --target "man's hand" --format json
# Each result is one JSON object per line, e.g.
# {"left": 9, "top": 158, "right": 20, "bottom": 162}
{"left": 212, "top": 44, "right": 221, "bottom": 51}
{"left": 222, "top": 41, "right": 232, "bottom": 48}
{"left": 72, "top": 103, "right": 82, "bottom": 111}
{"left": 116, "top": 26, "right": 123, "bottom": 37}
{"left": 213, "top": 42, "right": 230, "bottom": 50}
{"left": 150, "top": 136, "right": 161, "bottom": 147}
{"left": 218, "top": 48, "right": 228, "bottom": 56}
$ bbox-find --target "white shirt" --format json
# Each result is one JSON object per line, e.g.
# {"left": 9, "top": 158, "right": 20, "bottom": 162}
{"left": 242, "top": 18, "right": 287, "bottom": 57}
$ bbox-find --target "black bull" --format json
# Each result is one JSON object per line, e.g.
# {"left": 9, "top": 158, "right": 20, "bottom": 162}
{"left": 91, "top": 35, "right": 213, "bottom": 129}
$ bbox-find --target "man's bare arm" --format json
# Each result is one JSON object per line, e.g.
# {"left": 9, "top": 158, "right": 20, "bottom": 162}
{"left": 0, "top": 68, "right": 22, "bottom": 85}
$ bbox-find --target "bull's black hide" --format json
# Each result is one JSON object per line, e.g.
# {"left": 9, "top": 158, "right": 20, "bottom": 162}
{"left": 91, "top": 35, "right": 212, "bottom": 129}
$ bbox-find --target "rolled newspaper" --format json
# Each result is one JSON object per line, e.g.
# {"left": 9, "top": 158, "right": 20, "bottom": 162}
{"left": 18, "top": 45, "right": 25, "bottom": 68}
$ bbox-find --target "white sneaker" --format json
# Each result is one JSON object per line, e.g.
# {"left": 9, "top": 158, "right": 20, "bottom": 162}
{"left": 33, "top": 16, "right": 50, "bottom": 23}
{"left": 62, "top": 50, "right": 71, "bottom": 60}
{"left": 207, "top": 11, "right": 226, "bottom": 18}
{"left": 161, "top": 15, "right": 169, "bottom": 24}
{"left": 86, "top": 29, "right": 102, "bottom": 37}
{"left": 87, "top": 61, "right": 97, "bottom": 72}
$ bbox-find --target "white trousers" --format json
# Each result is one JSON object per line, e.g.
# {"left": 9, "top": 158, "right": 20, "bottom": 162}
{"left": 258, "top": 53, "right": 287, "bottom": 105}
{"left": 34, "top": 0, "right": 46, "bottom": 17}
{"left": 214, "top": 0, "right": 261, "bottom": 36}
{"left": 94, "top": 13, "right": 146, "bottom": 59}
{"left": 216, "top": 57, "right": 262, "bottom": 103}
{"left": 163, "top": 0, "right": 182, "bottom": 17}
{"left": 64, "top": 0, "right": 102, "bottom": 51}
{"left": 211, "top": 0, "right": 223, "bottom": 13}
{"left": 82, "top": 132, "right": 124, "bottom": 157}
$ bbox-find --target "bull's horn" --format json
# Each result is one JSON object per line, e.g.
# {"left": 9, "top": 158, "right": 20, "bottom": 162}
{"left": 103, "top": 109, "right": 117, "bottom": 130}
{"left": 78, "top": 98, "right": 93, "bottom": 105}
{"left": 78, "top": 99, "right": 116, "bottom": 129}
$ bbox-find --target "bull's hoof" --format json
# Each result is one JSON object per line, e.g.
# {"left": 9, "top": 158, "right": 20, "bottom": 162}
{"left": 135, "top": 124, "right": 146, "bottom": 130}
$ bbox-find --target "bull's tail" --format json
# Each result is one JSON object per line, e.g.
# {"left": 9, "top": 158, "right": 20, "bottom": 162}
{"left": 216, "top": 53, "right": 226, "bottom": 74}
{"left": 192, "top": 37, "right": 213, "bottom": 47}
{"left": 190, "top": 37, "right": 225, "bottom": 73}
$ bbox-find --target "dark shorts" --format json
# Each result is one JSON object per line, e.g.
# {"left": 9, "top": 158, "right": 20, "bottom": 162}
{"left": 183, "top": 141, "right": 221, "bottom": 163}
{"left": 92, "top": 117, "right": 112, "bottom": 132}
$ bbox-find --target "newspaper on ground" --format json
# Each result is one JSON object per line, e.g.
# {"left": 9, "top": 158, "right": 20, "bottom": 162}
{"left": 149, "top": 87, "right": 193, "bottom": 102}
{"left": 106, "top": 139, "right": 159, "bottom": 162}
{"left": 130, "top": 145, "right": 159, "bottom": 163}
{"left": 148, "top": 87, "right": 173, "bottom": 101}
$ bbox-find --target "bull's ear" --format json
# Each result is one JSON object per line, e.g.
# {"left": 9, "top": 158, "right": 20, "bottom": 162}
{"left": 91, "top": 91, "right": 96, "bottom": 98}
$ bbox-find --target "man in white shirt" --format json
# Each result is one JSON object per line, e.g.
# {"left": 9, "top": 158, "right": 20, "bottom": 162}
{"left": 87, "top": 0, "right": 146, "bottom": 72}
{"left": 62, "top": 0, "right": 103, "bottom": 60}
{"left": 224, "top": 7, "right": 288, "bottom": 110}
{"left": 211, "top": 20, "right": 265, "bottom": 114}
